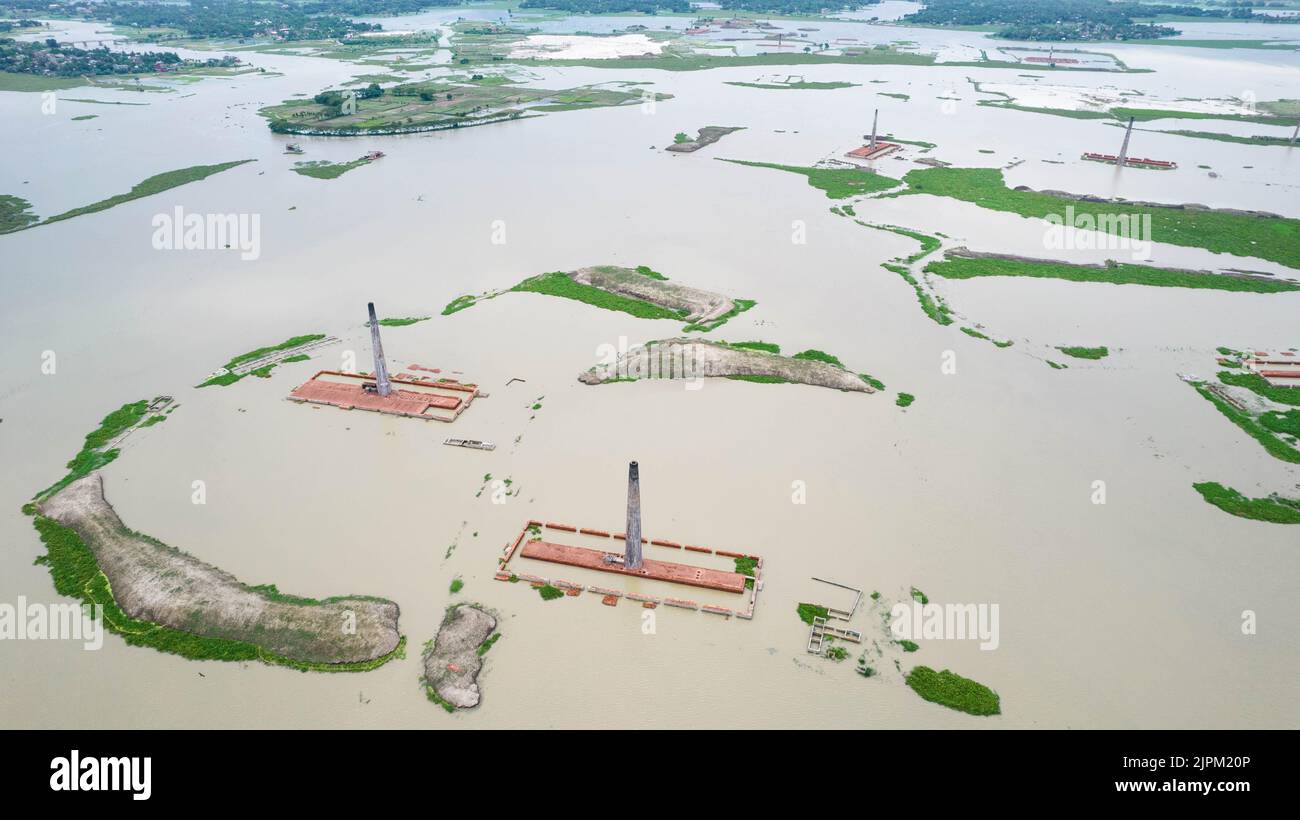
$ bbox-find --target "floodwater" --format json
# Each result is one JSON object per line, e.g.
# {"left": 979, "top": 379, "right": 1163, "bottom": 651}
{"left": 0, "top": 13, "right": 1297, "bottom": 729}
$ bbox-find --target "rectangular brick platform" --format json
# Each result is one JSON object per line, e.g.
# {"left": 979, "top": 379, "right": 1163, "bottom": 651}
{"left": 287, "top": 370, "right": 477, "bottom": 421}
{"left": 521, "top": 540, "right": 746, "bottom": 595}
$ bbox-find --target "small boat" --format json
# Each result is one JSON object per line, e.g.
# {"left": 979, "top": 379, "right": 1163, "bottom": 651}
{"left": 364, "top": 150, "right": 386, "bottom": 160}
{"left": 444, "top": 437, "right": 495, "bottom": 451}
{"left": 284, "top": 143, "right": 304, "bottom": 154}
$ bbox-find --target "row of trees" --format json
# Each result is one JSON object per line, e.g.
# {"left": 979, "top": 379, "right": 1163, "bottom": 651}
{"left": 0, "top": 1, "right": 462, "bottom": 41}
{"left": 0, "top": 37, "right": 239, "bottom": 76}
{"left": 903, "top": 0, "right": 1257, "bottom": 40}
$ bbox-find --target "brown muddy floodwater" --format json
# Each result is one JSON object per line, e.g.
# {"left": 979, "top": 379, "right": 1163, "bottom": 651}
{"left": 0, "top": 16, "right": 1297, "bottom": 729}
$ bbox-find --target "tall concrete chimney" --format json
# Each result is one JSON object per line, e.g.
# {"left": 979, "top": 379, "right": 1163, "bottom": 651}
{"left": 1116, "top": 116, "right": 1135, "bottom": 167}
{"left": 367, "top": 302, "right": 392, "bottom": 397}
{"left": 869, "top": 108, "right": 878, "bottom": 149}
{"left": 624, "top": 461, "right": 642, "bottom": 570}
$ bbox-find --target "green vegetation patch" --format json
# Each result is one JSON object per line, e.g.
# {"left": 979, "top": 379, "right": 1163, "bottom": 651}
{"left": 896, "top": 393, "right": 916, "bottom": 408}
{"left": 728, "top": 374, "right": 789, "bottom": 384}
{"left": 512, "top": 47, "right": 938, "bottom": 73}
{"left": 378, "top": 316, "right": 430, "bottom": 327}
{"left": 901, "top": 167, "right": 1300, "bottom": 271}
{"left": 727, "top": 341, "right": 781, "bottom": 354}
{"left": 726, "top": 80, "right": 859, "bottom": 90}
{"left": 905, "top": 666, "right": 1001, "bottom": 716}
{"left": 442, "top": 294, "right": 481, "bottom": 315}
{"left": 476, "top": 632, "right": 501, "bottom": 656}
{"left": 882, "top": 263, "right": 953, "bottom": 326}
{"left": 1, "top": 194, "right": 40, "bottom": 234}
{"left": 792, "top": 349, "right": 844, "bottom": 368}
{"left": 42, "top": 160, "right": 255, "bottom": 227}
{"left": 926, "top": 254, "right": 1300, "bottom": 294}
{"left": 291, "top": 158, "right": 373, "bottom": 179}
{"left": 1057, "top": 345, "right": 1109, "bottom": 359}
{"left": 734, "top": 555, "right": 758, "bottom": 589}
{"left": 449, "top": 577, "right": 464, "bottom": 594}
{"left": 797, "top": 602, "right": 829, "bottom": 625}
{"left": 511, "top": 272, "right": 687, "bottom": 322}
{"left": 1192, "top": 482, "right": 1300, "bottom": 525}
{"left": 1260, "top": 409, "right": 1300, "bottom": 438}
{"left": 1218, "top": 371, "right": 1300, "bottom": 407}
{"left": 199, "top": 333, "right": 326, "bottom": 387}
{"left": 537, "top": 584, "right": 565, "bottom": 601}
{"left": 720, "top": 159, "right": 900, "bottom": 199}
{"left": 1153, "top": 128, "right": 1300, "bottom": 149}
{"left": 36, "top": 399, "right": 155, "bottom": 500}
{"left": 1192, "top": 383, "right": 1300, "bottom": 464}
{"left": 684, "top": 298, "right": 756, "bottom": 333}
{"left": 28, "top": 514, "right": 404, "bottom": 672}
{"left": 0, "top": 70, "right": 86, "bottom": 92}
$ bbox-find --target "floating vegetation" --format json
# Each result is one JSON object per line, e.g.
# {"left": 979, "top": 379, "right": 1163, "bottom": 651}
{"left": 906, "top": 666, "right": 1001, "bottom": 716}
{"left": 719, "top": 159, "right": 900, "bottom": 199}
{"left": 1057, "top": 345, "right": 1109, "bottom": 360}
{"left": 1192, "top": 482, "right": 1300, "bottom": 525}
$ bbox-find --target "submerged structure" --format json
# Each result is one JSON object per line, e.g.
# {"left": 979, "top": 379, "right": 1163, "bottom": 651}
{"left": 1243, "top": 350, "right": 1300, "bottom": 386}
{"left": 624, "top": 461, "right": 643, "bottom": 570}
{"left": 288, "top": 302, "right": 483, "bottom": 422}
{"left": 496, "top": 463, "right": 765, "bottom": 618}
{"left": 846, "top": 107, "right": 901, "bottom": 161}
{"left": 1081, "top": 117, "right": 1177, "bottom": 169}
{"left": 366, "top": 301, "right": 392, "bottom": 397}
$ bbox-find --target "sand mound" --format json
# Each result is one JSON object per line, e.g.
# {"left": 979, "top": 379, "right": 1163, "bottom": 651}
{"left": 571, "top": 266, "right": 734, "bottom": 324}
{"left": 38, "top": 473, "right": 401, "bottom": 665}
{"left": 422, "top": 605, "right": 497, "bottom": 709}
{"left": 579, "top": 338, "right": 874, "bottom": 393}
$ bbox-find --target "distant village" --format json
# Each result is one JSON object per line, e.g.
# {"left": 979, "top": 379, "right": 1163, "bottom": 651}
{"left": 0, "top": 37, "right": 241, "bottom": 77}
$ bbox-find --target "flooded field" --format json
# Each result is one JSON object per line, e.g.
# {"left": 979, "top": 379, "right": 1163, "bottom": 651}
{"left": 1, "top": 8, "right": 1297, "bottom": 730}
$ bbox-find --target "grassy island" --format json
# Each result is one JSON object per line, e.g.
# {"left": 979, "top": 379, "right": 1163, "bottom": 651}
{"left": 1191, "top": 382, "right": 1300, "bottom": 464}
{"left": 1193, "top": 482, "right": 1300, "bottom": 525}
{"left": 422, "top": 604, "right": 498, "bottom": 711}
{"left": 26, "top": 400, "right": 404, "bottom": 672}
{"left": 906, "top": 666, "right": 1001, "bottom": 716}
{"left": 900, "top": 168, "right": 1300, "bottom": 271}
{"left": 926, "top": 253, "right": 1299, "bottom": 294}
{"left": 580, "top": 338, "right": 878, "bottom": 395}
{"left": 720, "top": 159, "right": 900, "bottom": 199}
{"left": 726, "top": 80, "right": 858, "bottom": 90}
{"left": 2, "top": 160, "right": 254, "bottom": 235}
{"left": 261, "top": 78, "right": 665, "bottom": 136}
{"left": 291, "top": 157, "right": 376, "bottom": 179}
{"left": 199, "top": 333, "right": 326, "bottom": 387}
{"left": 450, "top": 265, "right": 755, "bottom": 332}
{"left": 1057, "top": 345, "right": 1110, "bottom": 359}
